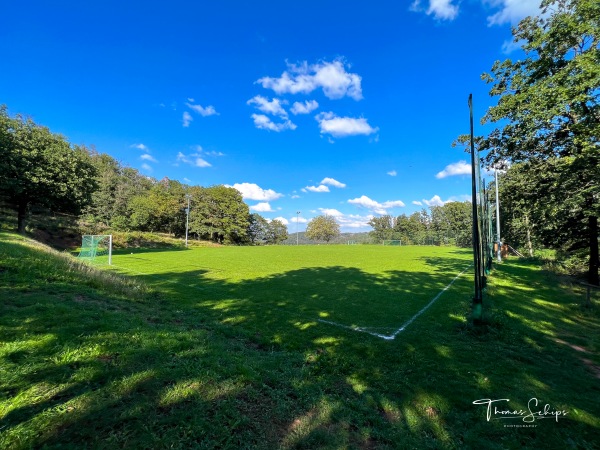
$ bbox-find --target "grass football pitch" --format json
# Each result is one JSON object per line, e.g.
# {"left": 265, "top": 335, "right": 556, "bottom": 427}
{"left": 107, "top": 245, "right": 474, "bottom": 343}
{"left": 2, "top": 233, "right": 599, "bottom": 449}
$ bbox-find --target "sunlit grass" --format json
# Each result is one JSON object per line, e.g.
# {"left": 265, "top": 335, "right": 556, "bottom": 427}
{"left": 1, "top": 232, "right": 599, "bottom": 448}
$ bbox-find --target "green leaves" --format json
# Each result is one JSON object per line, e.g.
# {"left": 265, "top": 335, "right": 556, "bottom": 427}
{"left": 478, "top": 0, "right": 599, "bottom": 283}
{"left": 0, "top": 106, "right": 97, "bottom": 231}
{"left": 306, "top": 215, "right": 340, "bottom": 243}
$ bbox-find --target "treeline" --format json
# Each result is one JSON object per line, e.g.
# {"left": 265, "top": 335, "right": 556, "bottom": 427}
{"left": 471, "top": 0, "right": 599, "bottom": 284}
{"left": 0, "top": 106, "right": 287, "bottom": 245}
{"left": 368, "top": 202, "right": 472, "bottom": 246}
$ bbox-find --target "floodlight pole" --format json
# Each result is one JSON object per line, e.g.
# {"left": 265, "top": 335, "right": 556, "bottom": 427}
{"left": 185, "top": 194, "right": 191, "bottom": 248}
{"left": 495, "top": 168, "right": 501, "bottom": 262}
{"left": 296, "top": 211, "right": 301, "bottom": 245}
{"left": 469, "top": 94, "right": 483, "bottom": 322}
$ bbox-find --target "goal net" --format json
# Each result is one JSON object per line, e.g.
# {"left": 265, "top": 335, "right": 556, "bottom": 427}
{"left": 382, "top": 240, "right": 402, "bottom": 246}
{"left": 78, "top": 235, "right": 112, "bottom": 265}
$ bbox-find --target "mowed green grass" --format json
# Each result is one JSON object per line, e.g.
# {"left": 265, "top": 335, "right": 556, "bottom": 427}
{"left": 2, "top": 232, "right": 600, "bottom": 449}
{"left": 107, "top": 245, "right": 473, "bottom": 342}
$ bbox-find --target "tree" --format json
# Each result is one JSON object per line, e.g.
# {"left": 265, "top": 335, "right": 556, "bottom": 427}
{"left": 247, "top": 213, "right": 269, "bottom": 244}
{"left": 368, "top": 215, "right": 395, "bottom": 242}
{"left": 393, "top": 211, "right": 429, "bottom": 244}
{"left": 0, "top": 106, "right": 97, "bottom": 233}
{"left": 83, "top": 152, "right": 153, "bottom": 230}
{"left": 306, "top": 215, "right": 340, "bottom": 243}
{"left": 265, "top": 219, "right": 288, "bottom": 244}
{"left": 480, "top": 0, "right": 600, "bottom": 284}
{"left": 430, "top": 202, "right": 472, "bottom": 247}
{"left": 189, "top": 185, "right": 249, "bottom": 244}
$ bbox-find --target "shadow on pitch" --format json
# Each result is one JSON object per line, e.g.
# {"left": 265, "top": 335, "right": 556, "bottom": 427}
{"left": 2, "top": 237, "right": 600, "bottom": 448}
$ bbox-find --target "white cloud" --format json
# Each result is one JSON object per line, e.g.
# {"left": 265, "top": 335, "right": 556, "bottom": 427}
{"left": 422, "top": 195, "right": 446, "bottom": 207}
{"left": 436, "top": 160, "right": 472, "bottom": 179}
{"left": 251, "top": 114, "right": 297, "bottom": 132}
{"left": 320, "top": 177, "right": 346, "bottom": 188}
{"left": 250, "top": 202, "right": 275, "bottom": 212}
{"left": 336, "top": 213, "right": 374, "bottom": 229}
{"left": 273, "top": 216, "right": 290, "bottom": 225}
{"left": 290, "top": 216, "right": 308, "bottom": 223}
{"left": 182, "top": 111, "right": 193, "bottom": 127}
{"left": 257, "top": 59, "right": 363, "bottom": 100}
{"left": 411, "top": 0, "right": 459, "bottom": 20}
{"left": 247, "top": 96, "right": 288, "bottom": 117}
{"left": 141, "top": 163, "right": 152, "bottom": 172}
{"left": 193, "top": 145, "right": 225, "bottom": 157}
{"left": 304, "top": 185, "right": 330, "bottom": 193}
{"left": 412, "top": 201, "right": 423, "bottom": 206}
{"left": 486, "top": 0, "right": 541, "bottom": 26}
{"left": 446, "top": 194, "right": 472, "bottom": 203}
{"left": 318, "top": 208, "right": 344, "bottom": 217}
{"left": 348, "top": 195, "right": 405, "bottom": 215}
{"left": 315, "top": 112, "right": 378, "bottom": 138}
{"left": 186, "top": 102, "right": 219, "bottom": 117}
{"left": 382, "top": 200, "right": 406, "bottom": 209}
{"left": 130, "top": 143, "right": 149, "bottom": 151}
{"left": 176, "top": 151, "right": 211, "bottom": 168}
{"left": 194, "top": 158, "right": 211, "bottom": 168}
{"left": 387, "top": 170, "right": 397, "bottom": 176}
{"left": 316, "top": 211, "right": 374, "bottom": 230}
{"left": 291, "top": 194, "right": 301, "bottom": 199}
{"left": 140, "top": 154, "right": 157, "bottom": 163}
{"left": 501, "top": 39, "right": 525, "bottom": 54}
{"left": 290, "top": 100, "right": 319, "bottom": 115}
{"left": 228, "top": 183, "right": 283, "bottom": 201}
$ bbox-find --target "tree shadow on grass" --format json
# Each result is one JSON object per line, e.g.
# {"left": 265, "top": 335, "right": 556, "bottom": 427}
{"left": 1, "top": 239, "right": 600, "bottom": 449}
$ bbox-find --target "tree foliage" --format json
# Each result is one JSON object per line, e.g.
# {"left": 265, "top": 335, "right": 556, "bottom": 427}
{"left": 367, "top": 204, "right": 472, "bottom": 247}
{"left": 188, "top": 185, "right": 249, "bottom": 244}
{"left": 265, "top": 219, "right": 288, "bottom": 244}
{"left": 306, "top": 215, "right": 340, "bottom": 243}
{"left": 480, "top": 0, "right": 600, "bottom": 283}
{"left": 0, "top": 106, "right": 97, "bottom": 232}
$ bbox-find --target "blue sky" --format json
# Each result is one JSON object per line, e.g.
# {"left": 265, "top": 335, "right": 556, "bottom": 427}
{"left": 0, "top": 0, "right": 541, "bottom": 232}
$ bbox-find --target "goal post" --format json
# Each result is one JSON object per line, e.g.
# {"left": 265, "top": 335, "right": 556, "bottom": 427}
{"left": 78, "top": 235, "right": 112, "bottom": 265}
{"left": 382, "top": 240, "right": 402, "bottom": 246}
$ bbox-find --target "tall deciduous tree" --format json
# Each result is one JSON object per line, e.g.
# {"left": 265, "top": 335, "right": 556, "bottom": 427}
{"left": 306, "top": 215, "right": 340, "bottom": 243}
{"left": 265, "top": 219, "right": 288, "bottom": 244}
{"left": 480, "top": 0, "right": 600, "bottom": 284}
{"left": 83, "top": 152, "right": 152, "bottom": 230}
{"left": 189, "top": 185, "right": 249, "bottom": 244}
{"left": 368, "top": 215, "right": 395, "bottom": 242}
{"left": 0, "top": 106, "right": 97, "bottom": 233}
{"left": 247, "top": 213, "right": 269, "bottom": 244}
{"left": 430, "top": 202, "right": 473, "bottom": 247}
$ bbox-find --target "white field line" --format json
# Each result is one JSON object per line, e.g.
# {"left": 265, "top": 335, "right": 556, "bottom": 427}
{"left": 318, "top": 265, "right": 472, "bottom": 340}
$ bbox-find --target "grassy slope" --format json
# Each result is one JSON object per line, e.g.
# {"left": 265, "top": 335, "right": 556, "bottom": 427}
{"left": 1, "top": 232, "right": 599, "bottom": 449}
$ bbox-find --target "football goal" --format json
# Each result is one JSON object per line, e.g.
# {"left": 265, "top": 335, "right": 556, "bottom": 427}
{"left": 382, "top": 240, "right": 402, "bottom": 246}
{"left": 78, "top": 235, "right": 112, "bottom": 265}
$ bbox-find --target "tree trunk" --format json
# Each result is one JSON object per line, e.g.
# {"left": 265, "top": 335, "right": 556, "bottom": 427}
{"left": 524, "top": 213, "right": 533, "bottom": 257}
{"left": 17, "top": 201, "right": 28, "bottom": 234}
{"left": 589, "top": 215, "right": 599, "bottom": 286}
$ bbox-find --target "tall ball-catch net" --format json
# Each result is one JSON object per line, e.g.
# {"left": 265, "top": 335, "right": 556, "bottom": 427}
{"left": 469, "top": 95, "right": 494, "bottom": 323}
{"left": 78, "top": 235, "right": 112, "bottom": 265}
